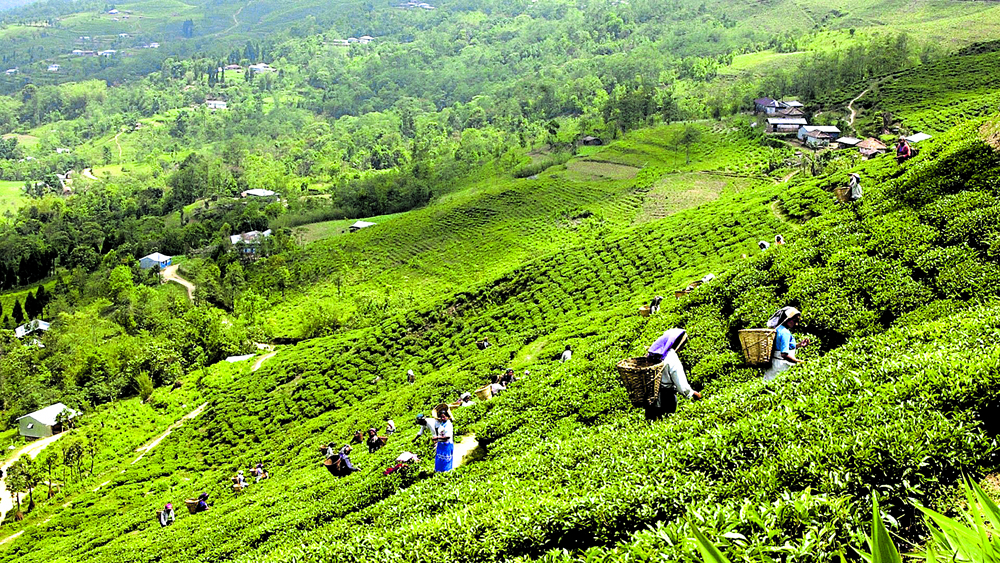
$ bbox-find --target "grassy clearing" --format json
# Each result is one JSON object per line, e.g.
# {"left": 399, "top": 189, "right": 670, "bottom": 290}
{"left": 295, "top": 211, "right": 409, "bottom": 244}
{"left": 564, "top": 160, "right": 640, "bottom": 181}
{"left": 635, "top": 172, "right": 755, "bottom": 224}
{"left": 0, "top": 180, "right": 24, "bottom": 216}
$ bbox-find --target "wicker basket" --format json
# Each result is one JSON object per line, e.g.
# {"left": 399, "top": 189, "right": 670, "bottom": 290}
{"left": 616, "top": 356, "right": 665, "bottom": 406}
{"left": 833, "top": 187, "right": 851, "bottom": 203}
{"left": 474, "top": 385, "right": 493, "bottom": 402}
{"left": 184, "top": 499, "right": 199, "bottom": 514}
{"left": 738, "top": 328, "right": 776, "bottom": 365}
{"left": 638, "top": 305, "right": 651, "bottom": 317}
{"left": 674, "top": 290, "right": 689, "bottom": 299}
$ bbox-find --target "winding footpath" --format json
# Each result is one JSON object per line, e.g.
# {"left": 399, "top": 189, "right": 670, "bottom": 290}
{"left": 847, "top": 87, "right": 870, "bottom": 129}
{"left": 162, "top": 264, "right": 196, "bottom": 302}
{"left": 0, "top": 433, "right": 66, "bottom": 525}
{"left": 131, "top": 403, "right": 209, "bottom": 466}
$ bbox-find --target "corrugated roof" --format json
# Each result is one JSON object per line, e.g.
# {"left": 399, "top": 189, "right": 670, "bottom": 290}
{"left": 801, "top": 125, "right": 841, "bottom": 133}
{"left": 143, "top": 252, "right": 171, "bottom": 262}
{"left": 17, "top": 403, "right": 78, "bottom": 426}
{"left": 906, "top": 132, "right": 932, "bottom": 143}
{"left": 767, "top": 118, "right": 808, "bottom": 125}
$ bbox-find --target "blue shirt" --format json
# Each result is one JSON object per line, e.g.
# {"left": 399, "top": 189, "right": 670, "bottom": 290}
{"left": 775, "top": 326, "right": 796, "bottom": 355}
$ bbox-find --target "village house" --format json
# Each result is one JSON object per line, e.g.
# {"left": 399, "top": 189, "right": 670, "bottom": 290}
{"left": 765, "top": 117, "right": 807, "bottom": 133}
{"left": 857, "top": 137, "right": 887, "bottom": 158}
{"left": 206, "top": 99, "right": 228, "bottom": 111}
{"left": 835, "top": 136, "right": 861, "bottom": 149}
{"left": 98, "top": 50, "right": 117, "bottom": 58}
{"left": 230, "top": 229, "right": 272, "bottom": 254}
{"left": 248, "top": 63, "right": 276, "bottom": 74}
{"left": 48, "top": 64, "right": 60, "bottom": 72}
{"left": 580, "top": 135, "right": 603, "bottom": 146}
{"left": 797, "top": 125, "right": 841, "bottom": 142}
{"left": 803, "top": 129, "right": 833, "bottom": 148}
{"left": 139, "top": 252, "right": 171, "bottom": 270}
{"left": 225, "top": 64, "right": 242, "bottom": 71}
{"left": 5, "top": 68, "right": 18, "bottom": 76}
{"left": 242, "top": 188, "right": 278, "bottom": 199}
{"left": 15, "top": 319, "right": 51, "bottom": 339}
{"left": 349, "top": 220, "right": 377, "bottom": 233}
{"left": 17, "top": 403, "right": 78, "bottom": 439}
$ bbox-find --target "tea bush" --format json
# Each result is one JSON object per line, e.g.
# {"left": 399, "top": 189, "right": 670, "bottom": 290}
{"left": 6, "top": 113, "right": 1000, "bottom": 562}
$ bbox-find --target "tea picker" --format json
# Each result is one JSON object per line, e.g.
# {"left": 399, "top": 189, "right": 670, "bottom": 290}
{"left": 430, "top": 404, "right": 455, "bottom": 472}
{"left": 763, "top": 306, "right": 809, "bottom": 380}
{"left": 617, "top": 328, "right": 701, "bottom": 421}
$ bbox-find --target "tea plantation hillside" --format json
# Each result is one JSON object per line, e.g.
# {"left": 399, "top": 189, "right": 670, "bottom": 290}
{"left": 817, "top": 45, "right": 1000, "bottom": 135}
{"left": 4, "top": 111, "right": 1000, "bottom": 562}
{"left": 264, "top": 121, "right": 785, "bottom": 338}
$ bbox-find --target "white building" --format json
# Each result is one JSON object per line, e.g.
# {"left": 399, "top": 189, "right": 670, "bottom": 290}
{"left": 48, "top": 64, "right": 60, "bottom": 72}
{"left": 139, "top": 252, "right": 172, "bottom": 270}
{"left": 206, "top": 99, "right": 228, "bottom": 111}
{"left": 15, "top": 319, "right": 51, "bottom": 339}
{"left": 242, "top": 188, "right": 277, "bottom": 198}
{"left": 17, "top": 403, "right": 79, "bottom": 439}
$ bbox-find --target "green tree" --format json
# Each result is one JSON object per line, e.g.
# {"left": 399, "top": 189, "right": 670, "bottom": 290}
{"left": 673, "top": 124, "right": 702, "bottom": 166}
{"left": 12, "top": 298, "right": 24, "bottom": 324}
{"left": 38, "top": 449, "right": 59, "bottom": 499}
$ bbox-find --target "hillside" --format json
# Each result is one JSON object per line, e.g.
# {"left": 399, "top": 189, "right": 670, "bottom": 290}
{"left": 0, "top": 99, "right": 999, "bottom": 560}
{"left": 1, "top": 1, "right": 1000, "bottom": 561}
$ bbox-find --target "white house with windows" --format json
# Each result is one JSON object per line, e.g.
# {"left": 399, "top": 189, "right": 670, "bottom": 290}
{"left": 17, "top": 403, "right": 79, "bottom": 439}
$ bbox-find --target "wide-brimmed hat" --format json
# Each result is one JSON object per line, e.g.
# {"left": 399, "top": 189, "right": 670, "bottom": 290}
{"left": 432, "top": 403, "right": 453, "bottom": 420}
{"left": 785, "top": 307, "right": 802, "bottom": 322}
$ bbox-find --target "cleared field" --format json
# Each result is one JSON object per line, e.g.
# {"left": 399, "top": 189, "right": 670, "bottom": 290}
{"left": 296, "top": 211, "right": 409, "bottom": 244}
{"left": 2, "top": 133, "right": 40, "bottom": 148}
{"left": 564, "top": 160, "right": 641, "bottom": 181}
{"left": 635, "top": 172, "right": 755, "bottom": 224}
{"left": 0, "top": 180, "right": 24, "bottom": 216}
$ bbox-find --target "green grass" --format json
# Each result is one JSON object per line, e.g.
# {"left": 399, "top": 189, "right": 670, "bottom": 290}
{"left": 0, "top": 180, "right": 25, "bottom": 216}
{"left": 295, "top": 211, "right": 409, "bottom": 244}
{"left": 5, "top": 113, "right": 1000, "bottom": 563}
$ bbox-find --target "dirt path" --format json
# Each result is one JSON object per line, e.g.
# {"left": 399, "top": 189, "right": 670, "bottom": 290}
{"left": 779, "top": 170, "right": 799, "bottom": 184}
{"left": 82, "top": 168, "right": 98, "bottom": 180}
{"left": 215, "top": 1, "right": 249, "bottom": 36}
{"left": 131, "top": 403, "right": 208, "bottom": 466}
{"left": 0, "top": 433, "right": 66, "bottom": 524}
{"left": 162, "top": 264, "right": 195, "bottom": 302}
{"left": 113, "top": 131, "right": 123, "bottom": 160}
{"left": 0, "top": 531, "right": 23, "bottom": 548}
{"left": 453, "top": 434, "right": 479, "bottom": 468}
{"left": 847, "top": 87, "right": 870, "bottom": 129}
{"left": 252, "top": 352, "right": 277, "bottom": 372}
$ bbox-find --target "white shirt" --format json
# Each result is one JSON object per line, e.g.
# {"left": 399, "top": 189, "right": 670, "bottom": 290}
{"left": 488, "top": 383, "right": 505, "bottom": 394}
{"left": 660, "top": 350, "right": 696, "bottom": 399}
{"left": 560, "top": 350, "right": 572, "bottom": 362}
{"left": 386, "top": 420, "right": 396, "bottom": 432}
{"left": 433, "top": 420, "right": 454, "bottom": 444}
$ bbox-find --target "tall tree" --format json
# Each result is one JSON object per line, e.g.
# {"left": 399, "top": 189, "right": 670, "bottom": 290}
{"left": 12, "top": 298, "right": 24, "bottom": 324}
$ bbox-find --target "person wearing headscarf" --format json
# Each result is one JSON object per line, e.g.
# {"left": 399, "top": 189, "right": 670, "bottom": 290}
{"left": 407, "top": 369, "right": 416, "bottom": 384}
{"left": 847, "top": 173, "right": 862, "bottom": 202}
{"left": 431, "top": 405, "right": 455, "bottom": 472}
{"left": 195, "top": 492, "right": 210, "bottom": 513}
{"left": 159, "top": 503, "right": 175, "bottom": 526}
{"left": 450, "top": 392, "right": 474, "bottom": 407}
{"left": 560, "top": 345, "right": 573, "bottom": 363}
{"left": 643, "top": 328, "right": 702, "bottom": 420}
{"left": 764, "top": 306, "right": 810, "bottom": 380}
{"left": 648, "top": 295, "right": 664, "bottom": 314}
{"left": 758, "top": 240, "right": 770, "bottom": 251}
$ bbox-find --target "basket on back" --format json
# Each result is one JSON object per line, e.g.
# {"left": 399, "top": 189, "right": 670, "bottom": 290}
{"left": 474, "top": 385, "right": 493, "bottom": 401}
{"left": 638, "top": 305, "right": 651, "bottom": 317}
{"left": 833, "top": 187, "right": 851, "bottom": 203}
{"left": 738, "top": 328, "right": 776, "bottom": 365}
{"left": 184, "top": 499, "right": 199, "bottom": 514}
{"left": 616, "top": 356, "right": 665, "bottom": 406}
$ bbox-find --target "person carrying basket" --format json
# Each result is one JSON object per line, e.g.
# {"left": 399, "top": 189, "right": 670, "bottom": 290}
{"left": 643, "top": 328, "right": 701, "bottom": 420}
{"left": 763, "top": 306, "right": 810, "bottom": 380}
